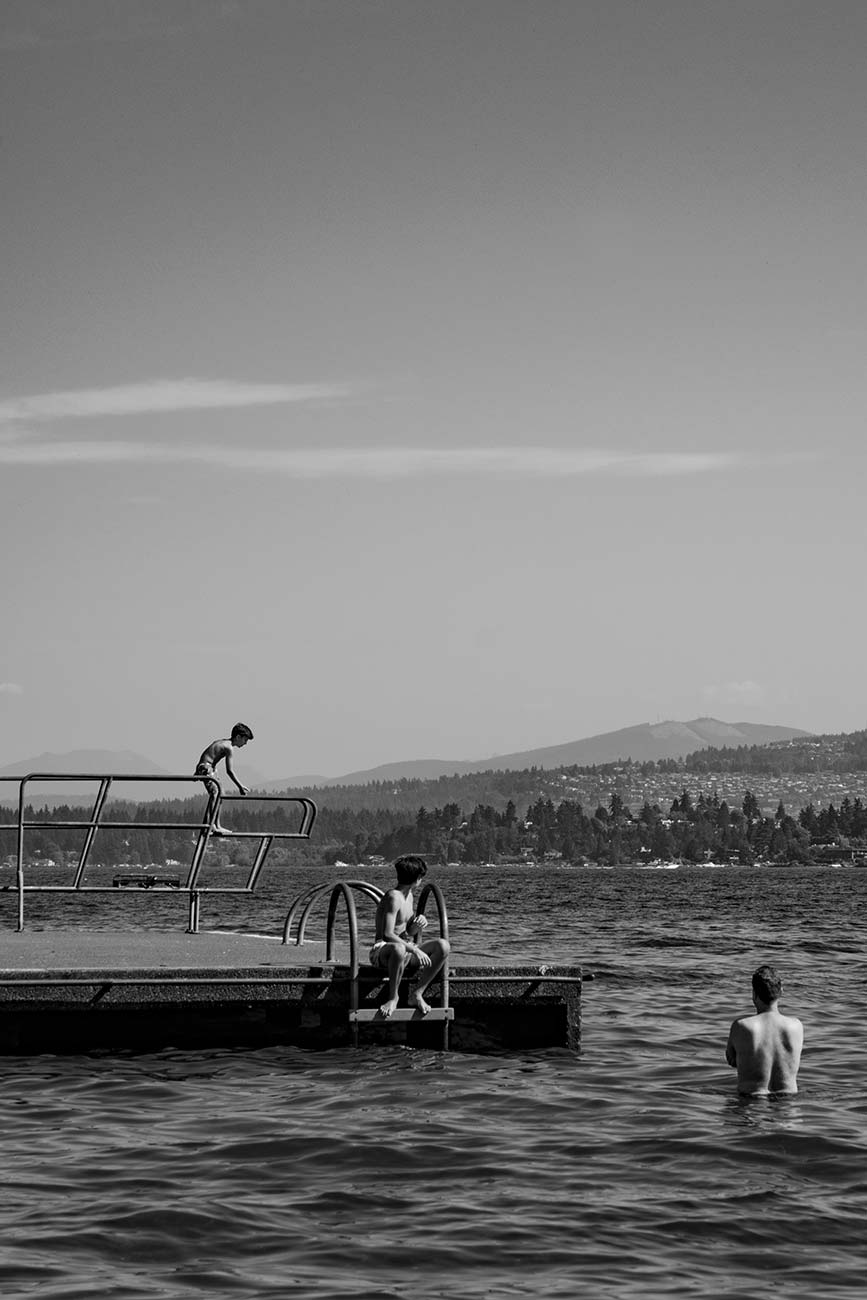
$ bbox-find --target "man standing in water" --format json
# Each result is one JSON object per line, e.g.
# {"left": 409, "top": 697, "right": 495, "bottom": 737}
{"left": 369, "top": 855, "right": 450, "bottom": 1019}
{"left": 725, "top": 964, "right": 804, "bottom": 1095}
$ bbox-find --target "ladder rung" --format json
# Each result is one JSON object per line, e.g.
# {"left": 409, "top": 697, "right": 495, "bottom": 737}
{"left": 350, "top": 1008, "right": 454, "bottom": 1023}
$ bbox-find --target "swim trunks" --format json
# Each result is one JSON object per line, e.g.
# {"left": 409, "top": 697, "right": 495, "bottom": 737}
{"left": 195, "top": 763, "right": 220, "bottom": 800}
{"left": 369, "top": 940, "right": 388, "bottom": 967}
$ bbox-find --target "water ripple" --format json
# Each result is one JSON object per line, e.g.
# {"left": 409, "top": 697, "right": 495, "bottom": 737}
{"left": 1, "top": 866, "right": 866, "bottom": 1297}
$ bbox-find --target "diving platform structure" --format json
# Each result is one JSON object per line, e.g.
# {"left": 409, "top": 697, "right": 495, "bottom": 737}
{"left": 0, "top": 772, "right": 581, "bottom": 1053}
{"left": 0, "top": 771, "right": 317, "bottom": 934}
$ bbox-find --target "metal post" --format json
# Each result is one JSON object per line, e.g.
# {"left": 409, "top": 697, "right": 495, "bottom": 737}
{"left": 187, "top": 830, "right": 210, "bottom": 891}
{"left": 246, "top": 836, "right": 274, "bottom": 891}
{"left": 325, "top": 883, "right": 360, "bottom": 1046}
{"left": 73, "top": 777, "right": 112, "bottom": 888}
{"left": 16, "top": 780, "right": 26, "bottom": 932}
{"left": 418, "top": 881, "right": 451, "bottom": 1048}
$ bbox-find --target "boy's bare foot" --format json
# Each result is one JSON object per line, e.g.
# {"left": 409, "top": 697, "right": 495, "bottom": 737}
{"left": 411, "top": 990, "right": 432, "bottom": 1016}
{"left": 380, "top": 997, "right": 399, "bottom": 1019}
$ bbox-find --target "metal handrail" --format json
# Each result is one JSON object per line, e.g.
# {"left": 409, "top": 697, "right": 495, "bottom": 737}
{"left": 282, "top": 878, "right": 450, "bottom": 955}
{"left": 324, "top": 882, "right": 361, "bottom": 1045}
{"left": 0, "top": 773, "right": 317, "bottom": 932}
{"left": 416, "top": 881, "right": 449, "bottom": 945}
{"left": 416, "top": 881, "right": 450, "bottom": 1046}
{"left": 282, "top": 879, "right": 383, "bottom": 945}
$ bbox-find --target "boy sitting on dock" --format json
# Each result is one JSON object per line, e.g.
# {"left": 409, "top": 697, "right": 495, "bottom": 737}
{"left": 195, "top": 723, "right": 254, "bottom": 835}
{"left": 369, "top": 855, "right": 450, "bottom": 1018}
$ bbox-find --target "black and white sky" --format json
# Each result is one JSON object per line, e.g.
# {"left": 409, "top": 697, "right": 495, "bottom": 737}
{"left": 2, "top": 0, "right": 866, "bottom": 776}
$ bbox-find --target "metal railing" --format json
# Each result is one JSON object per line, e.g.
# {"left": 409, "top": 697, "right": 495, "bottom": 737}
{"left": 0, "top": 773, "right": 317, "bottom": 933}
{"left": 283, "top": 878, "right": 384, "bottom": 945}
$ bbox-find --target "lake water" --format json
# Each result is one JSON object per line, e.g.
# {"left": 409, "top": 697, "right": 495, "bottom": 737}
{"left": 2, "top": 863, "right": 865, "bottom": 1299}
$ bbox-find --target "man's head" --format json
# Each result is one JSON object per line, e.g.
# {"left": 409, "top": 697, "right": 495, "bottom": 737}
{"left": 394, "top": 855, "right": 427, "bottom": 888}
{"left": 231, "top": 722, "right": 254, "bottom": 746}
{"left": 752, "top": 964, "right": 782, "bottom": 1007}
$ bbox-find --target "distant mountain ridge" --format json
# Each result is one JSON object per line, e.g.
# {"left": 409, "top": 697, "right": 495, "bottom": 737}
{"left": 0, "top": 720, "right": 813, "bottom": 801}
{"left": 265, "top": 718, "right": 812, "bottom": 789}
{"left": 0, "top": 749, "right": 172, "bottom": 779}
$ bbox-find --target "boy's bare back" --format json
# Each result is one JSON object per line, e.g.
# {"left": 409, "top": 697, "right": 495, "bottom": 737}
{"left": 197, "top": 738, "right": 233, "bottom": 771}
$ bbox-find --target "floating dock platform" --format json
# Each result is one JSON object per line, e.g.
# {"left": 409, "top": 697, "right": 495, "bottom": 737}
{"left": 0, "top": 772, "right": 581, "bottom": 1053}
{"left": 0, "top": 930, "right": 581, "bottom": 1054}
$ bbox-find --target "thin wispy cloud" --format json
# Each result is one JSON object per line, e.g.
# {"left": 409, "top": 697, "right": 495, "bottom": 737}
{"left": 0, "top": 378, "right": 350, "bottom": 423}
{"left": 0, "top": 382, "right": 806, "bottom": 477}
{"left": 0, "top": 439, "right": 755, "bottom": 478}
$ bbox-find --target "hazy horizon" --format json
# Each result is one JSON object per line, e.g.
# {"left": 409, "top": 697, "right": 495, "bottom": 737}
{"left": 4, "top": 1, "right": 867, "bottom": 779}
{"left": 0, "top": 714, "right": 817, "bottom": 786}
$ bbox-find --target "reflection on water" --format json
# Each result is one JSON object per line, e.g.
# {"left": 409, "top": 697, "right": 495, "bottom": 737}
{"left": 0, "top": 865, "right": 865, "bottom": 1298}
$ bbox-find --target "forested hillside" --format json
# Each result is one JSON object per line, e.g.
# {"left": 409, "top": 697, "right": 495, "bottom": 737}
{"left": 4, "top": 731, "right": 867, "bottom": 870}
{"left": 683, "top": 731, "right": 867, "bottom": 774}
{"left": 268, "top": 729, "right": 867, "bottom": 817}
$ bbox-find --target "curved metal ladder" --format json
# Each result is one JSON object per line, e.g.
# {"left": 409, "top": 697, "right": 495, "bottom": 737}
{"left": 284, "top": 878, "right": 452, "bottom": 1048}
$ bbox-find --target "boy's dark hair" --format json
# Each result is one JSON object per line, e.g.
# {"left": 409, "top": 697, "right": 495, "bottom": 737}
{"left": 231, "top": 722, "right": 254, "bottom": 741}
{"left": 394, "top": 855, "right": 427, "bottom": 887}
{"left": 752, "top": 964, "right": 782, "bottom": 1005}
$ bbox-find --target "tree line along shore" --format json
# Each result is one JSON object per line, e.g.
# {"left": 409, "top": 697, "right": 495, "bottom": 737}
{"left": 2, "top": 787, "right": 866, "bottom": 870}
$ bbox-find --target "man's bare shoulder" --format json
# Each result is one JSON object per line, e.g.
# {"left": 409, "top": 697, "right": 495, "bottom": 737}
{"left": 733, "top": 1009, "right": 804, "bottom": 1041}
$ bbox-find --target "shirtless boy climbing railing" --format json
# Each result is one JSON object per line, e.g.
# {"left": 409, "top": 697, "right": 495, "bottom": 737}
{"left": 195, "top": 722, "right": 253, "bottom": 835}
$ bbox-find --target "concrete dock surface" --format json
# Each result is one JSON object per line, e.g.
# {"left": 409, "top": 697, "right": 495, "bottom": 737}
{"left": 0, "top": 928, "right": 581, "bottom": 1053}
{"left": 0, "top": 927, "right": 335, "bottom": 971}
